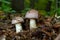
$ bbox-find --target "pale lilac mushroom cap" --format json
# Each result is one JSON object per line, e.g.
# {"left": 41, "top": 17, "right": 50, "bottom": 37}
{"left": 25, "top": 9, "right": 38, "bottom": 19}
{"left": 12, "top": 17, "right": 24, "bottom": 24}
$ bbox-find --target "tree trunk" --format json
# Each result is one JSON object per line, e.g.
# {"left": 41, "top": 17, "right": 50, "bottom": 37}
{"left": 45, "top": 1, "right": 52, "bottom": 11}
{"left": 30, "top": 0, "right": 35, "bottom": 8}
{"left": 0, "top": 1, "right": 2, "bottom": 8}
{"left": 11, "top": 0, "right": 24, "bottom": 13}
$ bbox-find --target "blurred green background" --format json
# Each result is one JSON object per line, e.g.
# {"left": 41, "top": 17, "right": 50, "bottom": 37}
{"left": 0, "top": 0, "right": 60, "bottom": 16}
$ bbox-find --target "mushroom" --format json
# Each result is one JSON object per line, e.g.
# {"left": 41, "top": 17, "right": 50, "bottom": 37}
{"left": 0, "top": 35, "right": 6, "bottom": 40}
{"left": 0, "top": 30, "right": 6, "bottom": 40}
{"left": 12, "top": 17, "right": 24, "bottom": 33}
{"left": 25, "top": 9, "right": 38, "bottom": 30}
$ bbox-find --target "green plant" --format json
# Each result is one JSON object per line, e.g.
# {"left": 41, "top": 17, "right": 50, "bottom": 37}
{"left": 0, "top": 0, "right": 12, "bottom": 13}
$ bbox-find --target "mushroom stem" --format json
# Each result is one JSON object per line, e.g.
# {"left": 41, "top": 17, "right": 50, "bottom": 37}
{"left": 0, "top": 35, "right": 6, "bottom": 40}
{"left": 30, "top": 19, "right": 37, "bottom": 30}
{"left": 15, "top": 23, "right": 22, "bottom": 33}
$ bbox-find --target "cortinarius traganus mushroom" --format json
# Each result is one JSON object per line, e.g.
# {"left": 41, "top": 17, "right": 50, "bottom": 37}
{"left": 12, "top": 17, "right": 24, "bottom": 33}
{"left": 0, "top": 35, "right": 6, "bottom": 40}
{"left": 25, "top": 9, "right": 38, "bottom": 30}
{"left": 0, "top": 30, "right": 6, "bottom": 40}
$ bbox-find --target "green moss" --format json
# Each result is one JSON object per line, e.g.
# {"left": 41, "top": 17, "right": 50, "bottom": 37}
{"left": 34, "top": 0, "right": 48, "bottom": 10}
{"left": 38, "top": 10, "right": 47, "bottom": 16}
{"left": 24, "top": 0, "right": 30, "bottom": 8}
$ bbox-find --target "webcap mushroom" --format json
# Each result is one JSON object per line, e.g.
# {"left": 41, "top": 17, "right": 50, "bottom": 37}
{"left": 0, "top": 30, "right": 6, "bottom": 40}
{"left": 25, "top": 9, "right": 38, "bottom": 30}
{"left": 0, "top": 35, "right": 6, "bottom": 40}
{"left": 12, "top": 17, "right": 24, "bottom": 33}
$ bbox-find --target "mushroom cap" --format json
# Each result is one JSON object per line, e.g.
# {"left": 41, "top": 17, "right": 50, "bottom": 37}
{"left": 12, "top": 17, "right": 24, "bottom": 24}
{"left": 25, "top": 9, "right": 38, "bottom": 19}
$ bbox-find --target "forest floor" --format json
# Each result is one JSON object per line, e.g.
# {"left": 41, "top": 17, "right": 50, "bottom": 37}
{"left": 0, "top": 13, "right": 60, "bottom": 40}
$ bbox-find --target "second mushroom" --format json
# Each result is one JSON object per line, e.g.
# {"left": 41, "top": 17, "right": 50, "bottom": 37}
{"left": 25, "top": 9, "right": 38, "bottom": 30}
